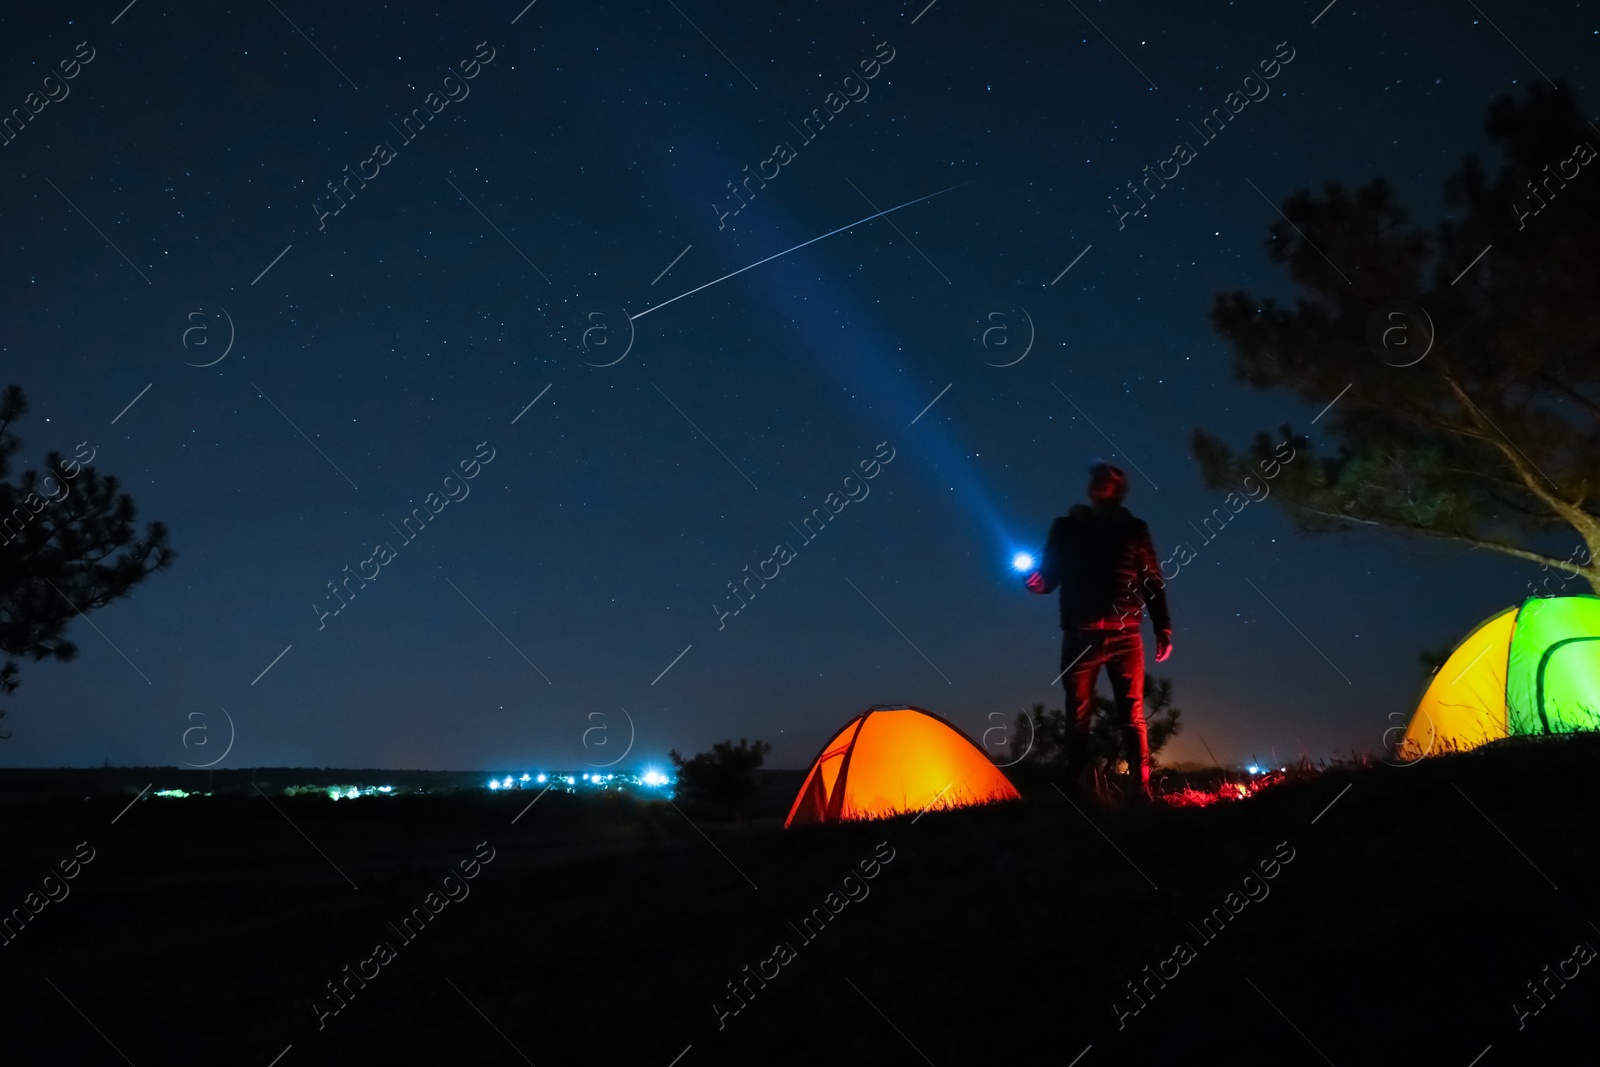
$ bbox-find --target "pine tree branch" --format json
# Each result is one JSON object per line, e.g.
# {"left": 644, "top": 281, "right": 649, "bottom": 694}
{"left": 1294, "top": 504, "right": 1587, "bottom": 572}
{"left": 1537, "top": 372, "right": 1600, "bottom": 425}
{"left": 1441, "top": 374, "right": 1582, "bottom": 515}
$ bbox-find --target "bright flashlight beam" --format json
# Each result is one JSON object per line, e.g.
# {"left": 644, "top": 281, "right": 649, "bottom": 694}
{"left": 629, "top": 183, "right": 969, "bottom": 322}
{"left": 1013, "top": 553, "right": 1035, "bottom": 571}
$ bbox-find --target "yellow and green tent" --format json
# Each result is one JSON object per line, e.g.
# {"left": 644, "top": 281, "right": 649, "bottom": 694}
{"left": 1401, "top": 595, "right": 1600, "bottom": 759}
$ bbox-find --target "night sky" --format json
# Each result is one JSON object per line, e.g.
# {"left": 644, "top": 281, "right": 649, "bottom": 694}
{"left": 1, "top": 0, "right": 1595, "bottom": 772}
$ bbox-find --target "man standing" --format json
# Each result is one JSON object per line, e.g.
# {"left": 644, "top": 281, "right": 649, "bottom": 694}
{"left": 1026, "top": 463, "right": 1171, "bottom": 798}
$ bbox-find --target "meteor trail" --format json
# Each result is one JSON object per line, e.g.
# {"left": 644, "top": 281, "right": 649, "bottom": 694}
{"left": 630, "top": 183, "right": 967, "bottom": 322}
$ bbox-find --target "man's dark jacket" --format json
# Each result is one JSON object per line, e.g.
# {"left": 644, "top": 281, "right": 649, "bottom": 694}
{"left": 1037, "top": 503, "right": 1171, "bottom": 633}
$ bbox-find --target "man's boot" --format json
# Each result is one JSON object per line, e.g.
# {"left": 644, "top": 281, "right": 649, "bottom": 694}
{"left": 1127, "top": 772, "right": 1156, "bottom": 807}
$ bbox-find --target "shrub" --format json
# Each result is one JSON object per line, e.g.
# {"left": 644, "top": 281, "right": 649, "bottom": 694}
{"left": 1008, "top": 674, "right": 1183, "bottom": 780}
{"left": 667, "top": 738, "right": 772, "bottom": 817}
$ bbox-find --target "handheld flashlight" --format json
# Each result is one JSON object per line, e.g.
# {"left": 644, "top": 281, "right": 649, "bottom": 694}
{"left": 1012, "top": 552, "right": 1036, "bottom": 572}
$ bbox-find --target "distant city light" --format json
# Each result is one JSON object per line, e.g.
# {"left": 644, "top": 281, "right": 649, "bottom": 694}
{"left": 150, "top": 773, "right": 688, "bottom": 803}
{"left": 1012, "top": 552, "right": 1035, "bottom": 572}
{"left": 287, "top": 784, "right": 406, "bottom": 799}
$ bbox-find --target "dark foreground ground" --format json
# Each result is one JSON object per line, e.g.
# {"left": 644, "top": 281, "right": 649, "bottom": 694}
{"left": 1, "top": 740, "right": 1597, "bottom": 1066}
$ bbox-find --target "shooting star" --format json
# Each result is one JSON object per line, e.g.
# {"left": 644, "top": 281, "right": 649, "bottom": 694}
{"left": 630, "top": 183, "right": 967, "bottom": 322}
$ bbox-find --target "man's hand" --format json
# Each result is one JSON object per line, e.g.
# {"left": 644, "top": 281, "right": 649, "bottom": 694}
{"left": 1155, "top": 630, "right": 1173, "bottom": 662}
{"left": 1025, "top": 570, "right": 1047, "bottom": 594}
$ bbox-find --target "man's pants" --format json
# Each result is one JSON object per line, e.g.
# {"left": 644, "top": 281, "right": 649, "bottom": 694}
{"left": 1061, "top": 627, "right": 1149, "bottom": 786}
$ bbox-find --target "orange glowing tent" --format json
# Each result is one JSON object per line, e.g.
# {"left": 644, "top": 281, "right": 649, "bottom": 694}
{"left": 784, "top": 705, "right": 1020, "bottom": 828}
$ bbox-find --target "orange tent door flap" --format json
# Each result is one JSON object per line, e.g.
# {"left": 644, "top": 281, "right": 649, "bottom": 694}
{"left": 783, "top": 717, "right": 862, "bottom": 828}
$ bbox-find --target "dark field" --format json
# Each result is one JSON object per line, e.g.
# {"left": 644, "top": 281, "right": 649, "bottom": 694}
{"left": 2, "top": 741, "right": 1597, "bottom": 1066}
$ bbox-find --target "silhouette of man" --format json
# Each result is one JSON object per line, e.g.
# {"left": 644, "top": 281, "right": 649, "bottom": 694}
{"left": 1026, "top": 463, "right": 1171, "bottom": 797}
